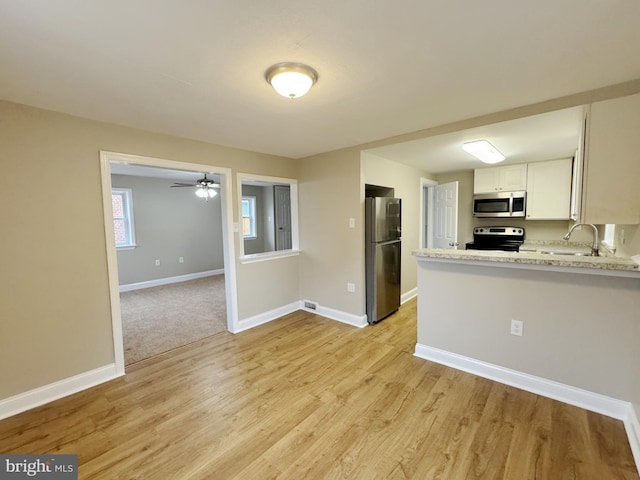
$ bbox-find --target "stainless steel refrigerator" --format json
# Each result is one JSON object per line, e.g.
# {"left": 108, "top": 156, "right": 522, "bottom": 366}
{"left": 365, "top": 197, "right": 401, "bottom": 324}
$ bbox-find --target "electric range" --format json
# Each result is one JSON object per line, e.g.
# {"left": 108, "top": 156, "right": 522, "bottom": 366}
{"left": 465, "top": 226, "right": 525, "bottom": 252}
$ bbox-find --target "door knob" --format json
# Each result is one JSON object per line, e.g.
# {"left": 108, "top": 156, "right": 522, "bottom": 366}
{"left": 448, "top": 242, "right": 459, "bottom": 247}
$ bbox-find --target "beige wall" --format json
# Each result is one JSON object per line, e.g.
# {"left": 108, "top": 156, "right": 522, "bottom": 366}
{"left": 0, "top": 100, "right": 298, "bottom": 399}
{"left": 235, "top": 256, "right": 300, "bottom": 319}
{"left": 298, "top": 148, "right": 364, "bottom": 316}
{"left": 362, "top": 152, "right": 433, "bottom": 297}
{"left": 417, "top": 260, "right": 640, "bottom": 402}
{"left": 583, "top": 93, "right": 640, "bottom": 224}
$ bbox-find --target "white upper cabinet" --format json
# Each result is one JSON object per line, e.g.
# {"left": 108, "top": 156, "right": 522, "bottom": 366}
{"left": 570, "top": 110, "right": 588, "bottom": 221}
{"left": 582, "top": 92, "right": 640, "bottom": 224}
{"left": 526, "top": 158, "right": 573, "bottom": 220}
{"left": 473, "top": 164, "right": 527, "bottom": 193}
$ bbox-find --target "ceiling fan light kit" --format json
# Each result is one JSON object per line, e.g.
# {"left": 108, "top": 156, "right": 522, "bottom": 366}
{"left": 265, "top": 62, "right": 318, "bottom": 99}
{"left": 195, "top": 187, "right": 217, "bottom": 199}
{"left": 171, "top": 173, "right": 219, "bottom": 200}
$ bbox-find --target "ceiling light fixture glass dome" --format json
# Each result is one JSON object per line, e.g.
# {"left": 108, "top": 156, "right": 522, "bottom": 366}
{"left": 265, "top": 62, "right": 318, "bottom": 99}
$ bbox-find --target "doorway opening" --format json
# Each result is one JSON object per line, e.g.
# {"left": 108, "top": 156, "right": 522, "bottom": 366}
{"left": 100, "top": 152, "right": 237, "bottom": 374}
{"left": 420, "top": 178, "right": 459, "bottom": 250}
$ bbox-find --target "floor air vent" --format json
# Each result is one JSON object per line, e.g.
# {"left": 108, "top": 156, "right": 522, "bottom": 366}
{"left": 303, "top": 300, "right": 318, "bottom": 310}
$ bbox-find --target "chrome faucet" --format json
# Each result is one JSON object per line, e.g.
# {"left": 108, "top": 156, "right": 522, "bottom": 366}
{"left": 563, "top": 223, "right": 599, "bottom": 256}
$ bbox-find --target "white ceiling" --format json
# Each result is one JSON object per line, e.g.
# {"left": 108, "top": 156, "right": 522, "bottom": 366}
{"left": 366, "top": 106, "right": 585, "bottom": 173}
{"left": 1, "top": 1, "right": 639, "bottom": 164}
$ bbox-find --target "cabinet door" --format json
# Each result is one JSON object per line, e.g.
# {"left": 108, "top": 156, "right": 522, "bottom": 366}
{"left": 473, "top": 167, "right": 500, "bottom": 193}
{"left": 583, "top": 93, "right": 640, "bottom": 224}
{"left": 474, "top": 164, "right": 527, "bottom": 193}
{"left": 526, "top": 158, "right": 572, "bottom": 220}
{"left": 570, "top": 109, "right": 588, "bottom": 221}
{"left": 500, "top": 164, "right": 528, "bottom": 191}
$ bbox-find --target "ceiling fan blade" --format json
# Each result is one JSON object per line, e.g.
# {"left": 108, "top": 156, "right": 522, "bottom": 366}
{"left": 171, "top": 183, "right": 196, "bottom": 187}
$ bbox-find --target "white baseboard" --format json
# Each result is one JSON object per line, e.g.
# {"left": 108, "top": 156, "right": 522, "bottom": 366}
{"left": 236, "top": 299, "right": 367, "bottom": 333}
{"left": 0, "top": 364, "right": 121, "bottom": 420}
{"left": 414, "top": 344, "right": 631, "bottom": 420}
{"left": 626, "top": 405, "right": 640, "bottom": 475}
{"left": 401, "top": 288, "right": 417, "bottom": 305}
{"left": 300, "top": 301, "right": 368, "bottom": 328}
{"left": 235, "top": 302, "right": 300, "bottom": 333}
{"left": 119, "top": 269, "right": 224, "bottom": 292}
{"left": 416, "top": 344, "right": 639, "bottom": 475}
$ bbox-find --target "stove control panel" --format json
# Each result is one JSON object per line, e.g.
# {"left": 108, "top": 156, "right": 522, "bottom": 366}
{"left": 473, "top": 227, "right": 524, "bottom": 236}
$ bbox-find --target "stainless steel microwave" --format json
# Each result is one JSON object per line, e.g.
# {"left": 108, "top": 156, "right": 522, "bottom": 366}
{"left": 473, "top": 191, "right": 526, "bottom": 218}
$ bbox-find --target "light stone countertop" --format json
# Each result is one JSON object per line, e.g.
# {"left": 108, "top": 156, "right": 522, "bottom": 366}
{"left": 412, "top": 247, "right": 640, "bottom": 278}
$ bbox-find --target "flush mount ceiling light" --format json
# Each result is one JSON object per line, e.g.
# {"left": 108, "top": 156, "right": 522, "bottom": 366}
{"left": 265, "top": 62, "right": 318, "bottom": 99}
{"left": 462, "top": 140, "right": 506, "bottom": 164}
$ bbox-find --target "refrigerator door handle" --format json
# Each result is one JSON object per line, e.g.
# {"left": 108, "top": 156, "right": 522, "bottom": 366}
{"left": 377, "top": 239, "right": 401, "bottom": 246}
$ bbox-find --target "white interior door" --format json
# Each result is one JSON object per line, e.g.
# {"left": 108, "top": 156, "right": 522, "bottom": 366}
{"left": 433, "top": 181, "right": 459, "bottom": 249}
{"left": 274, "top": 185, "right": 292, "bottom": 250}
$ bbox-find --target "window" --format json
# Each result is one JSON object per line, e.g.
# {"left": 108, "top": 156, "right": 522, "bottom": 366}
{"left": 112, "top": 188, "right": 136, "bottom": 248}
{"left": 242, "top": 196, "right": 256, "bottom": 239}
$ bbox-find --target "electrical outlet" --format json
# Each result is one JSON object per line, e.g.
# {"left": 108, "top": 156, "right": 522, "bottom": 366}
{"left": 155, "top": 259, "right": 161, "bottom": 267}
{"left": 347, "top": 283, "right": 356, "bottom": 293}
{"left": 349, "top": 218, "right": 356, "bottom": 229}
{"left": 179, "top": 256, "right": 184, "bottom": 264}
{"left": 510, "top": 319, "right": 523, "bottom": 336}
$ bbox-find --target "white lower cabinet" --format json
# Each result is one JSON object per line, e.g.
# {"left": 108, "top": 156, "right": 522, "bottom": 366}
{"left": 526, "top": 158, "right": 573, "bottom": 220}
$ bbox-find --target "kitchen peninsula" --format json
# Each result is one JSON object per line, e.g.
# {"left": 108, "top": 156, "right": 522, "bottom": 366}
{"left": 412, "top": 247, "right": 640, "bottom": 467}
{"left": 414, "top": 248, "right": 640, "bottom": 276}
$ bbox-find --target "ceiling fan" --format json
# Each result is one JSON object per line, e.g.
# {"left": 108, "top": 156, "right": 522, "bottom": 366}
{"left": 171, "top": 173, "right": 219, "bottom": 199}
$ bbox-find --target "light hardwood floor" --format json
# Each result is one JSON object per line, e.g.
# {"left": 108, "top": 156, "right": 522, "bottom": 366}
{"left": 1, "top": 300, "right": 637, "bottom": 479}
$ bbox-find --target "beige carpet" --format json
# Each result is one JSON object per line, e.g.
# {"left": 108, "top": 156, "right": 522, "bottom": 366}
{"left": 120, "top": 275, "right": 227, "bottom": 365}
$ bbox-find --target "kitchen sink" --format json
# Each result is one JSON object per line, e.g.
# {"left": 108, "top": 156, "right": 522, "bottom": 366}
{"left": 539, "top": 250, "right": 591, "bottom": 256}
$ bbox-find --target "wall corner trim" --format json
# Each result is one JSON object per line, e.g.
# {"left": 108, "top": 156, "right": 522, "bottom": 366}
{"left": 401, "top": 288, "right": 417, "bottom": 305}
{"left": 0, "top": 364, "right": 121, "bottom": 420}
{"left": 626, "top": 405, "right": 640, "bottom": 475}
